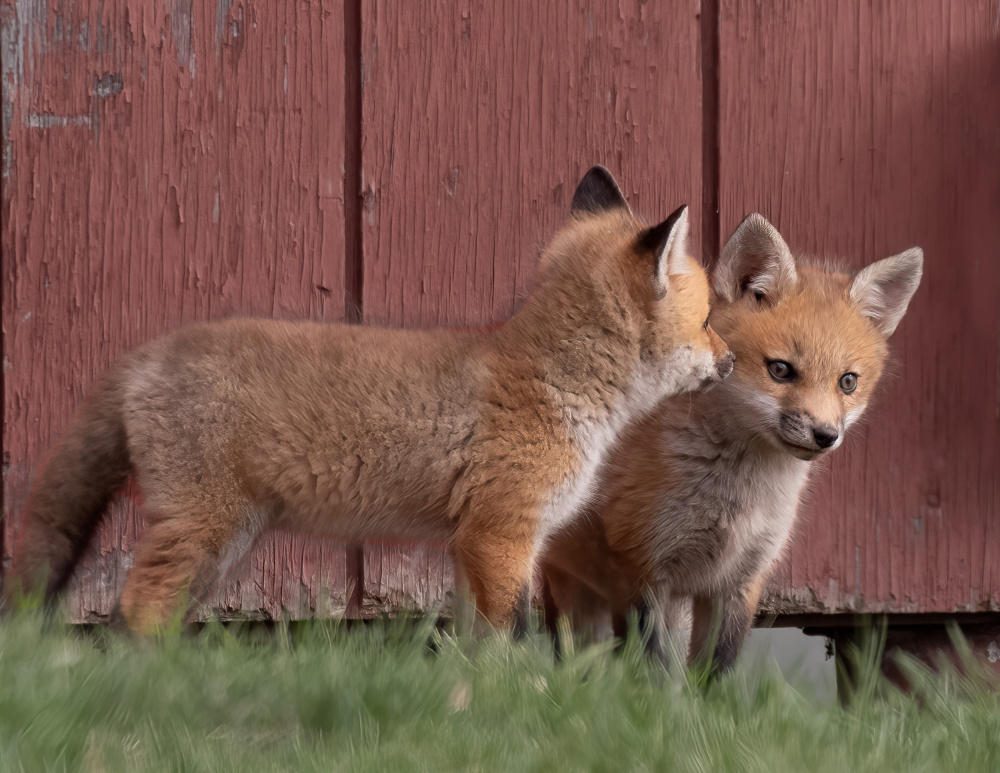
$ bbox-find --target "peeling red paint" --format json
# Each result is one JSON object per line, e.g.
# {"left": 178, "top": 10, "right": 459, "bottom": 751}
{"left": 2, "top": 0, "right": 349, "bottom": 620}
{"left": 356, "top": 0, "right": 705, "bottom": 606}
{"left": 2, "top": 0, "right": 998, "bottom": 622}
{"left": 720, "top": 0, "right": 1000, "bottom": 616}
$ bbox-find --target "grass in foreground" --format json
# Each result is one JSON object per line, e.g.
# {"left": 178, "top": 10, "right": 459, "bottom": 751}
{"left": 1, "top": 610, "right": 998, "bottom": 772}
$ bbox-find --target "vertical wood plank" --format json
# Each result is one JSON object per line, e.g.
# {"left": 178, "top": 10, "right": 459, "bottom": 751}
{"left": 8, "top": 0, "right": 992, "bottom": 624}
{"left": 362, "top": 543, "right": 455, "bottom": 618}
{"left": 719, "top": 0, "right": 1000, "bottom": 614}
{"left": 359, "top": 0, "right": 704, "bottom": 614}
{"left": 1, "top": 0, "right": 350, "bottom": 621}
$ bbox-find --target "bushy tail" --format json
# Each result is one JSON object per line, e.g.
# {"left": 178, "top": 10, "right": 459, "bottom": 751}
{"left": 7, "top": 369, "right": 130, "bottom": 605}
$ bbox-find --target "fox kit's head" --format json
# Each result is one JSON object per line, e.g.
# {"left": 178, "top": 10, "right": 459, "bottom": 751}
{"left": 539, "top": 166, "right": 733, "bottom": 398}
{"left": 709, "top": 214, "right": 923, "bottom": 461}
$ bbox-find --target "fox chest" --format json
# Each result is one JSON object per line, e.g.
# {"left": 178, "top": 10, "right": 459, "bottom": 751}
{"left": 538, "top": 421, "right": 618, "bottom": 543}
{"left": 650, "top": 456, "right": 808, "bottom": 593}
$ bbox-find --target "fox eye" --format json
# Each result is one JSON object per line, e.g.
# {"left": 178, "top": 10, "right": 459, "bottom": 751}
{"left": 766, "top": 360, "right": 796, "bottom": 382}
{"left": 839, "top": 373, "right": 858, "bottom": 394}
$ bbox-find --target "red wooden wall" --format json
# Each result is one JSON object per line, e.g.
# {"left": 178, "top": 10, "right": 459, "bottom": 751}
{"left": 718, "top": 1, "right": 1000, "bottom": 616}
{"left": 1, "top": 0, "right": 352, "bottom": 620}
{"left": 2, "top": 0, "right": 997, "bottom": 623}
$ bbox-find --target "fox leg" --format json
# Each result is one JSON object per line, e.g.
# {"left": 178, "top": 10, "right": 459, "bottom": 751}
{"left": 117, "top": 520, "right": 214, "bottom": 634}
{"left": 689, "top": 573, "right": 768, "bottom": 677}
{"left": 611, "top": 591, "right": 672, "bottom": 667}
{"left": 540, "top": 572, "right": 561, "bottom": 651}
{"left": 452, "top": 518, "right": 536, "bottom": 636}
{"left": 118, "top": 499, "right": 264, "bottom": 635}
{"left": 541, "top": 565, "right": 608, "bottom": 658}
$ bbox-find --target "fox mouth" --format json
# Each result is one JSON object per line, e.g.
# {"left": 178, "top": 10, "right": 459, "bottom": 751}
{"left": 778, "top": 438, "right": 826, "bottom": 460}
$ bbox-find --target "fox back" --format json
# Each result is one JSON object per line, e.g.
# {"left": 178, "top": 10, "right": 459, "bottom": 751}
{"left": 542, "top": 213, "right": 923, "bottom": 672}
{"left": 8, "top": 166, "right": 732, "bottom": 635}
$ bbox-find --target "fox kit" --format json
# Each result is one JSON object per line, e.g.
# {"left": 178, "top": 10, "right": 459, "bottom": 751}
{"left": 8, "top": 166, "right": 733, "bottom": 635}
{"left": 542, "top": 213, "right": 922, "bottom": 673}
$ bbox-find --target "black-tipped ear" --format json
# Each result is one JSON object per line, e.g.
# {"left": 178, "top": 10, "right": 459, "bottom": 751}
{"left": 714, "top": 213, "right": 797, "bottom": 304}
{"left": 849, "top": 248, "right": 923, "bottom": 337}
{"left": 640, "top": 204, "right": 690, "bottom": 298}
{"left": 570, "top": 165, "right": 630, "bottom": 216}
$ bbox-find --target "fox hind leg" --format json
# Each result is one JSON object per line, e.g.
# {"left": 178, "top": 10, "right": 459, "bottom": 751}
{"left": 117, "top": 520, "right": 213, "bottom": 634}
{"left": 610, "top": 594, "right": 670, "bottom": 667}
{"left": 117, "top": 498, "right": 265, "bottom": 635}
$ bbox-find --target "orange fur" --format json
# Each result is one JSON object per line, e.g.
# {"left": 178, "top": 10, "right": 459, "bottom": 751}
{"left": 9, "top": 167, "right": 733, "bottom": 635}
{"left": 542, "top": 213, "right": 922, "bottom": 672}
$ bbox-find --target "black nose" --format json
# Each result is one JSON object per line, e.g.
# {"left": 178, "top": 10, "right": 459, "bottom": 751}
{"left": 716, "top": 352, "right": 735, "bottom": 379}
{"left": 812, "top": 425, "right": 839, "bottom": 449}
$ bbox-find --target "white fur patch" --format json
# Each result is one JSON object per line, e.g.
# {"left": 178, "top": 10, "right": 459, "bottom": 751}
{"left": 843, "top": 405, "right": 867, "bottom": 432}
{"left": 538, "top": 347, "right": 713, "bottom": 544}
{"left": 659, "top": 345, "right": 719, "bottom": 396}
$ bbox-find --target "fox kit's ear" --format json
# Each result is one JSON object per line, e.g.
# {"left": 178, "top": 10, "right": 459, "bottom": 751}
{"left": 714, "top": 213, "right": 797, "bottom": 304}
{"left": 570, "top": 165, "right": 630, "bottom": 216}
{"left": 640, "top": 204, "right": 690, "bottom": 298}
{"left": 849, "top": 248, "right": 923, "bottom": 338}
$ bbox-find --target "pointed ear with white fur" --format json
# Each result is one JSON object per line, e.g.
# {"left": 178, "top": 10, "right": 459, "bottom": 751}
{"left": 714, "top": 213, "right": 798, "bottom": 304}
{"left": 849, "top": 248, "right": 923, "bottom": 337}
{"left": 640, "top": 204, "right": 690, "bottom": 299}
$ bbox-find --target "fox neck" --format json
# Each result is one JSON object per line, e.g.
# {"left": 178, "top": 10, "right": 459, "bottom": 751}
{"left": 496, "top": 279, "right": 647, "bottom": 426}
{"left": 647, "top": 389, "right": 814, "bottom": 593}
{"left": 493, "top": 279, "right": 660, "bottom": 541}
{"left": 693, "top": 381, "right": 783, "bottom": 454}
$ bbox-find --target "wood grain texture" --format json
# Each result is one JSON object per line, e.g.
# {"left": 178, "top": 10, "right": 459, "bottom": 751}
{"left": 1, "top": 0, "right": 350, "bottom": 621}
{"left": 718, "top": 0, "right": 1000, "bottom": 614}
{"left": 4, "top": 0, "right": 995, "bottom": 624}
{"left": 358, "top": 0, "right": 704, "bottom": 613}
{"left": 362, "top": 543, "right": 455, "bottom": 618}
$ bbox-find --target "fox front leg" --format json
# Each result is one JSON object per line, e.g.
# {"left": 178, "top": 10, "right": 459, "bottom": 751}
{"left": 452, "top": 516, "right": 537, "bottom": 636}
{"left": 689, "top": 575, "right": 768, "bottom": 678}
{"left": 611, "top": 593, "right": 671, "bottom": 668}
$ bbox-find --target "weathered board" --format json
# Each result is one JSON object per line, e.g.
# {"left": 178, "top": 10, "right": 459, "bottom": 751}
{"left": 717, "top": 0, "right": 1000, "bottom": 615}
{"left": 357, "top": 0, "right": 705, "bottom": 614}
{"left": 2, "top": 0, "right": 997, "bottom": 623}
{"left": 1, "top": 0, "right": 351, "bottom": 620}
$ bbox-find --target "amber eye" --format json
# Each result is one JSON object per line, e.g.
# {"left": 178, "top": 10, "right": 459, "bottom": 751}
{"left": 767, "top": 360, "right": 796, "bottom": 382}
{"left": 840, "top": 373, "right": 858, "bottom": 394}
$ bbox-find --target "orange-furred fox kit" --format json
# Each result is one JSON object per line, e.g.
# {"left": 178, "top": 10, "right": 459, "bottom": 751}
{"left": 9, "top": 166, "right": 733, "bottom": 635}
{"left": 542, "top": 213, "right": 923, "bottom": 673}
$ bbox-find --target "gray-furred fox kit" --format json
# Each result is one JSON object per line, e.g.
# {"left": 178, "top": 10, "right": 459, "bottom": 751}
{"left": 9, "top": 166, "right": 733, "bottom": 635}
{"left": 541, "top": 213, "right": 923, "bottom": 673}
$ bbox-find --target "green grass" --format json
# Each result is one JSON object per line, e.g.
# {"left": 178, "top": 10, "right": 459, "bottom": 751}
{"left": 0, "top": 610, "right": 997, "bottom": 772}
